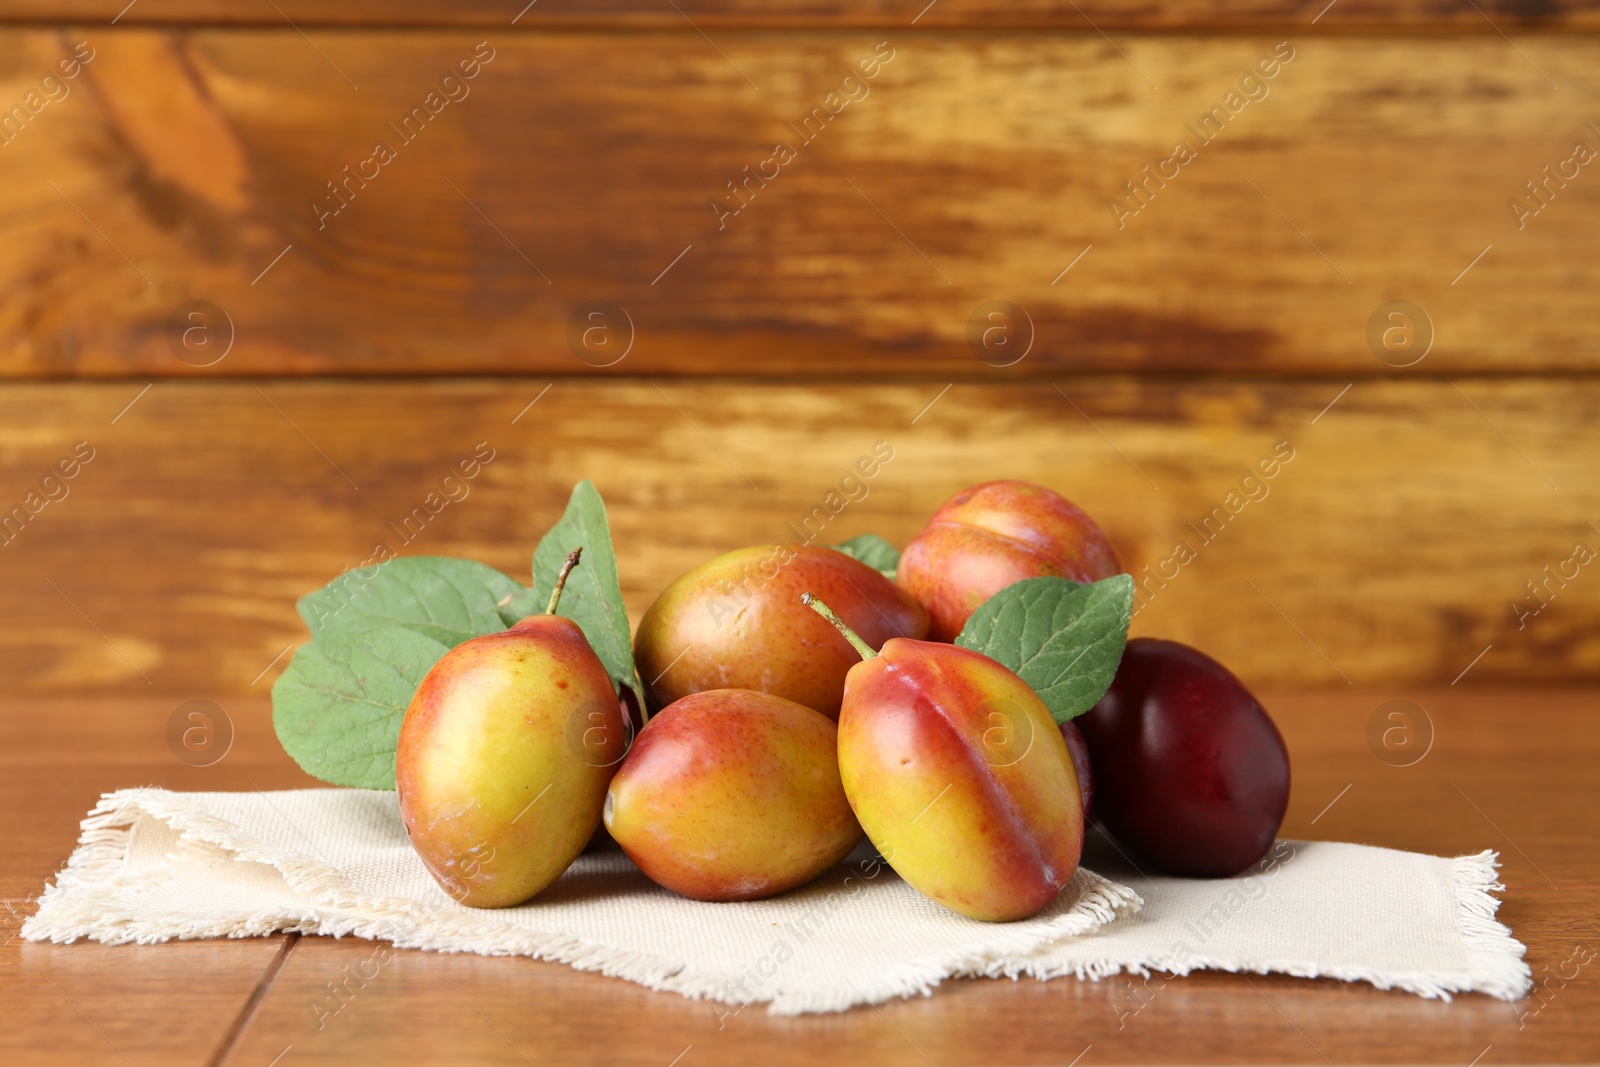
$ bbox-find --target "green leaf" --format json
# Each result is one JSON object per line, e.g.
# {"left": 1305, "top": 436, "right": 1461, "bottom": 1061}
{"left": 532, "top": 480, "right": 636, "bottom": 698}
{"left": 297, "top": 556, "right": 523, "bottom": 647}
{"left": 271, "top": 626, "right": 453, "bottom": 789}
{"left": 272, "top": 484, "right": 635, "bottom": 788}
{"left": 830, "top": 533, "right": 901, "bottom": 579}
{"left": 955, "top": 574, "right": 1133, "bottom": 724}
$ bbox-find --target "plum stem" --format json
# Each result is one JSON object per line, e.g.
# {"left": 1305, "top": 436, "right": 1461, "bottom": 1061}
{"left": 546, "top": 548, "right": 583, "bottom": 615}
{"left": 801, "top": 593, "right": 878, "bottom": 660}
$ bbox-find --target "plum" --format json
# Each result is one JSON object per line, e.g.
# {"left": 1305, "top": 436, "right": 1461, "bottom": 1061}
{"left": 897, "top": 480, "right": 1122, "bottom": 642}
{"left": 811, "top": 595, "right": 1084, "bottom": 922}
{"left": 397, "top": 550, "right": 627, "bottom": 907}
{"left": 634, "top": 544, "right": 928, "bottom": 718}
{"left": 1060, "top": 719, "right": 1094, "bottom": 821}
{"left": 603, "top": 689, "right": 861, "bottom": 901}
{"left": 1077, "top": 637, "right": 1289, "bottom": 878}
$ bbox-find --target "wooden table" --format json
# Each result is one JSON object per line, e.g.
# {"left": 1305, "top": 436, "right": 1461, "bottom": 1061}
{"left": 2, "top": 688, "right": 1594, "bottom": 1066}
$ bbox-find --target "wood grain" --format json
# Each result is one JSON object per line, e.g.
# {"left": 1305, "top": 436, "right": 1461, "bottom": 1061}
{"left": 0, "top": 695, "right": 320, "bottom": 1067}
{"left": 8, "top": 1, "right": 1600, "bottom": 29}
{"left": 202, "top": 688, "right": 1596, "bottom": 1065}
{"left": 0, "top": 377, "right": 1595, "bottom": 696}
{"left": 1, "top": 31, "right": 1597, "bottom": 378}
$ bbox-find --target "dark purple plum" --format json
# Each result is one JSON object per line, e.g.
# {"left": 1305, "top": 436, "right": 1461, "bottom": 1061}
{"left": 1059, "top": 719, "right": 1094, "bottom": 821}
{"left": 1077, "top": 638, "right": 1289, "bottom": 878}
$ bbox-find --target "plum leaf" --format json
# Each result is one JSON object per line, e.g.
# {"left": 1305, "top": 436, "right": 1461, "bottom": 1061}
{"left": 297, "top": 556, "right": 525, "bottom": 647}
{"left": 271, "top": 625, "right": 452, "bottom": 789}
{"left": 531, "top": 480, "right": 637, "bottom": 700}
{"left": 830, "top": 533, "right": 901, "bottom": 579}
{"left": 274, "top": 482, "right": 635, "bottom": 788}
{"left": 955, "top": 574, "right": 1133, "bottom": 724}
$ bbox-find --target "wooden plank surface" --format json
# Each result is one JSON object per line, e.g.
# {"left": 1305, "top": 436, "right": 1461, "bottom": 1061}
{"left": 0, "top": 377, "right": 1595, "bottom": 695}
{"left": 0, "top": 694, "right": 319, "bottom": 1067}
{"left": 4, "top": 688, "right": 1594, "bottom": 1065}
{"left": 7, "top": 1, "right": 1600, "bottom": 29}
{"left": 1, "top": 31, "right": 1597, "bottom": 378}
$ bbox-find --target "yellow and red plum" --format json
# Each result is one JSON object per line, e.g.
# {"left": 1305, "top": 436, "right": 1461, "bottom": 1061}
{"left": 898, "top": 480, "right": 1122, "bottom": 641}
{"left": 603, "top": 689, "right": 861, "bottom": 902}
{"left": 814, "top": 596, "right": 1084, "bottom": 922}
{"left": 634, "top": 544, "right": 928, "bottom": 718}
{"left": 396, "top": 555, "right": 626, "bottom": 908}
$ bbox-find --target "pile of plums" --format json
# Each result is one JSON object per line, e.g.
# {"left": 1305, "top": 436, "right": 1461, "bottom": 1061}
{"left": 395, "top": 481, "right": 1290, "bottom": 920}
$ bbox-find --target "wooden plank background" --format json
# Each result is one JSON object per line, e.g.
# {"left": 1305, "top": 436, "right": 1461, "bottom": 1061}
{"left": 0, "top": 12, "right": 1596, "bottom": 691}
{"left": 0, "top": 30, "right": 1596, "bottom": 377}
{"left": 7, "top": 2, "right": 1600, "bottom": 29}
{"left": 0, "top": 377, "right": 1593, "bottom": 695}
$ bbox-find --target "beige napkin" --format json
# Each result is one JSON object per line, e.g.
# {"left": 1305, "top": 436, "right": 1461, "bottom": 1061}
{"left": 25, "top": 788, "right": 1529, "bottom": 1014}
